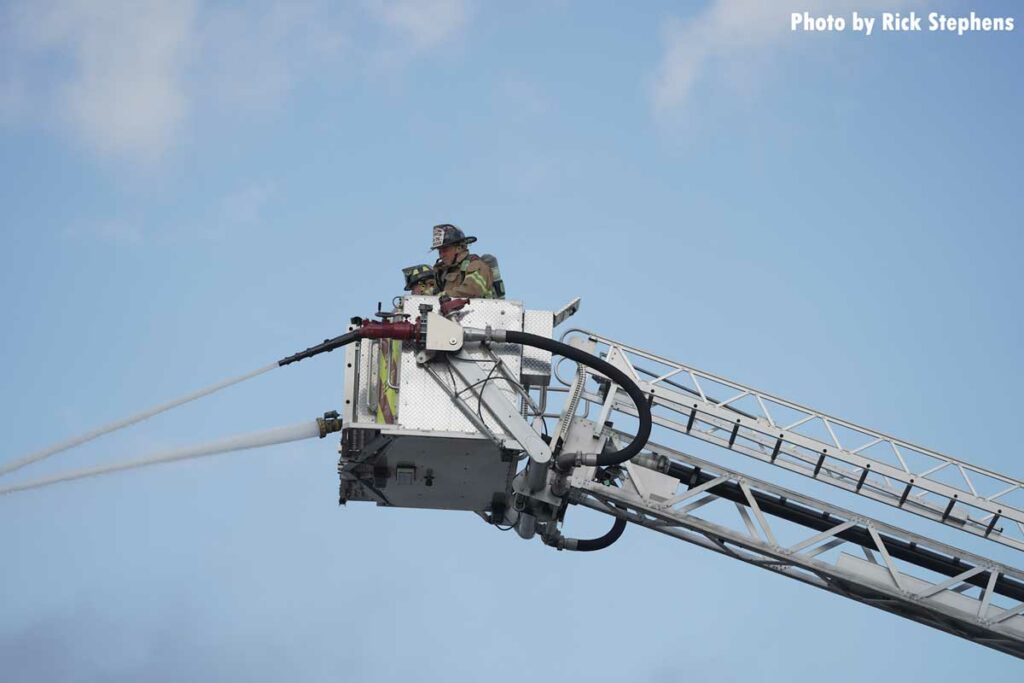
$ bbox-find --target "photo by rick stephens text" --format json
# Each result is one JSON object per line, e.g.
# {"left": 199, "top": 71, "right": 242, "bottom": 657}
{"left": 791, "top": 11, "right": 1015, "bottom": 36}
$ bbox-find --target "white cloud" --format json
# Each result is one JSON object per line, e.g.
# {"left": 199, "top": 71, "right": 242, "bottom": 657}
{"left": 652, "top": 0, "right": 916, "bottom": 118}
{"left": 1, "top": 0, "right": 473, "bottom": 163}
{"left": 197, "top": 1, "right": 351, "bottom": 111}
{"left": 364, "top": 0, "right": 470, "bottom": 51}
{"left": 4, "top": 0, "right": 196, "bottom": 162}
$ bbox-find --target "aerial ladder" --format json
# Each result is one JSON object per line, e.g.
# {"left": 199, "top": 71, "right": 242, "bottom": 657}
{"left": 4, "top": 295, "right": 1024, "bottom": 659}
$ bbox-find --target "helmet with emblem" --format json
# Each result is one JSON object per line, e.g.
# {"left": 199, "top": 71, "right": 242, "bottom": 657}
{"left": 430, "top": 223, "right": 477, "bottom": 250}
{"left": 402, "top": 264, "right": 437, "bottom": 291}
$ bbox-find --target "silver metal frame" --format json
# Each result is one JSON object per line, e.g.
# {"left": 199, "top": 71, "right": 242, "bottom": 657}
{"left": 543, "top": 328, "right": 1024, "bottom": 657}
{"left": 561, "top": 329, "right": 1024, "bottom": 553}
{"left": 572, "top": 436, "right": 1024, "bottom": 658}
{"left": 340, "top": 308, "right": 1024, "bottom": 659}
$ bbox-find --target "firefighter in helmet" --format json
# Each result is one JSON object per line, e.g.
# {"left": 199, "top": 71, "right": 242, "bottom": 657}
{"left": 431, "top": 224, "right": 495, "bottom": 298}
{"left": 402, "top": 264, "right": 438, "bottom": 295}
{"left": 377, "top": 264, "right": 437, "bottom": 425}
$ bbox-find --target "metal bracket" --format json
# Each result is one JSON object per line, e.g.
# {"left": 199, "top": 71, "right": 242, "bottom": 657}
{"left": 553, "top": 297, "right": 582, "bottom": 327}
{"left": 445, "top": 355, "right": 551, "bottom": 467}
{"left": 424, "top": 311, "right": 464, "bottom": 351}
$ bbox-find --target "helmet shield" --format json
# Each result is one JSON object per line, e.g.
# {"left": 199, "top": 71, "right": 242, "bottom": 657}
{"left": 431, "top": 224, "right": 477, "bottom": 250}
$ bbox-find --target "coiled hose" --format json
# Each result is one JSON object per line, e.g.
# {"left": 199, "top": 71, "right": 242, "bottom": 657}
{"left": 502, "top": 331, "right": 652, "bottom": 469}
{"left": 501, "top": 331, "right": 653, "bottom": 552}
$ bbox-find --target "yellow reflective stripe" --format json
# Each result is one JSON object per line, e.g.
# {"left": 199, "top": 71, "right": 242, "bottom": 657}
{"left": 376, "top": 340, "right": 400, "bottom": 424}
{"left": 465, "top": 271, "right": 488, "bottom": 293}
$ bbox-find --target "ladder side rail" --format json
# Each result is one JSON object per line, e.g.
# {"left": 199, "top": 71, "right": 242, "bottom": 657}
{"left": 563, "top": 328, "right": 1024, "bottom": 490}
{"left": 560, "top": 329, "right": 1024, "bottom": 551}
{"left": 569, "top": 445, "right": 1024, "bottom": 659}
{"left": 590, "top": 385, "right": 1024, "bottom": 553}
{"left": 574, "top": 490, "right": 1024, "bottom": 660}
{"left": 599, "top": 432, "right": 1024, "bottom": 588}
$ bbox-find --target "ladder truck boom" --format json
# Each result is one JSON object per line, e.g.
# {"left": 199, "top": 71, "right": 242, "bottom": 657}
{"left": 330, "top": 297, "right": 1024, "bottom": 659}
{"left": 7, "top": 295, "right": 1020, "bottom": 661}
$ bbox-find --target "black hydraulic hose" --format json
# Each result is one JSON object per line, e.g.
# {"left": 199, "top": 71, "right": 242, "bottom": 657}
{"left": 659, "top": 460, "right": 1024, "bottom": 603}
{"left": 502, "top": 331, "right": 652, "bottom": 468}
{"left": 573, "top": 512, "right": 628, "bottom": 551}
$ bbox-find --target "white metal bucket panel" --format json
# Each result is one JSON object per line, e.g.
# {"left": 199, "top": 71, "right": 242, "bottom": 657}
{"left": 397, "top": 296, "right": 524, "bottom": 435}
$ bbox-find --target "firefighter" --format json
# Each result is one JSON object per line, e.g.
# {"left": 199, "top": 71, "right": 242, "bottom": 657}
{"left": 430, "top": 224, "right": 495, "bottom": 298}
{"left": 402, "top": 264, "right": 438, "bottom": 295}
{"left": 377, "top": 264, "right": 436, "bottom": 425}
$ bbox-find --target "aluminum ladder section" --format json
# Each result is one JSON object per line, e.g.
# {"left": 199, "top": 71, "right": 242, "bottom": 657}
{"left": 559, "top": 330, "right": 1024, "bottom": 554}
{"left": 569, "top": 434, "right": 1024, "bottom": 659}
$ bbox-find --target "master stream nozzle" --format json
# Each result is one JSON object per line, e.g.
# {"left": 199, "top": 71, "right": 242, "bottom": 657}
{"left": 277, "top": 319, "right": 420, "bottom": 367}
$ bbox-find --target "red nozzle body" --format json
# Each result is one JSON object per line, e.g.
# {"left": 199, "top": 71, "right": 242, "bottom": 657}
{"left": 359, "top": 319, "right": 419, "bottom": 340}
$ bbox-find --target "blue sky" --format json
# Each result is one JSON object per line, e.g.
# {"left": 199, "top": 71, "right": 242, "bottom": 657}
{"left": 1, "top": 0, "right": 1022, "bottom": 680}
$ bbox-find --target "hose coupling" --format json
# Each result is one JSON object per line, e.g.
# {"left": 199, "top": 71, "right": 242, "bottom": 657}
{"left": 632, "top": 452, "right": 671, "bottom": 473}
{"left": 554, "top": 452, "right": 598, "bottom": 472}
{"left": 463, "top": 325, "right": 505, "bottom": 343}
{"left": 317, "top": 410, "right": 342, "bottom": 438}
{"left": 543, "top": 533, "right": 564, "bottom": 551}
